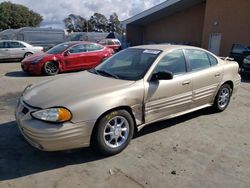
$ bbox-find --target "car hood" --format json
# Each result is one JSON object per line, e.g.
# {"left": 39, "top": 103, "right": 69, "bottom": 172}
{"left": 23, "top": 71, "right": 135, "bottom": 108}
{"left": 23, "top": 53, "right": 57, "bottom": 62}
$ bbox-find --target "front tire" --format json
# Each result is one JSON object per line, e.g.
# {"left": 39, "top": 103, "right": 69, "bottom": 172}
{"left": 213, "top": 84, "right": 231, "bottom": 112}
{"left": 92, "top": 110, "right": 134, "bottom": 155}
{"left": 43, "top": 61, "right": 59, "bottom": 76}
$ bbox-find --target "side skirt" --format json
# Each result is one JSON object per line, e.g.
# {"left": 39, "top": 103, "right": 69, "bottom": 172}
{"left": 137, "top": 103, "right": 212, "bottom": 131}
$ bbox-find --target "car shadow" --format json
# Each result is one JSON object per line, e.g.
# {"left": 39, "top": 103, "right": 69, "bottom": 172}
{"left": 0, "top": 107, "right": 215, "bottom": 181}
{"left": 0, "top": 121, "right": 106, "bottom": 181}
{"left": 5, "top": 71, "right": 35, "bottom": 77}
{"left": 0, "top": 60, "right": 21, "bottom": 63}
{"left": 4, "top": 71, "right": 41, "bottom": 78}
{"left": 5, "top": 70, "right": 86, "bottom": 78}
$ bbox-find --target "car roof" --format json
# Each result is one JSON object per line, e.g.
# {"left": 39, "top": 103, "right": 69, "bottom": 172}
{"left": 63, "top": 41, "right": 98, "bottom": 46}
{"left": 131, "top": 44, "right": 205, "bottom": 52}
{"left": 0, "top": 40, "right": 25, "bottom": 42}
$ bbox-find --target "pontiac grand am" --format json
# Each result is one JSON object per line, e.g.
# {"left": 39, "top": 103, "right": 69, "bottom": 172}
{"left": 16, "top": 45, "right": 241, "bottom": 155}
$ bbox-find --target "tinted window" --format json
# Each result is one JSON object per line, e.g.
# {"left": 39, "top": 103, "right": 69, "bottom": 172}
{"left": 86, "top": 44, "right": 103, "bottom": 52}
{"left": 9, "top": 42, "right": 25, "bottom": 48}
{"left": 47, "top": 43, "right": 70, "bottom": 54}
{"left": 114, "top": 40, "right": 121, "bottom": 45}
{"left": 155, "top": 49, "right": 187, "bottom": 75}
{"left": 107, "top": 40, "right": 114, "bottom": 45}
{"left": 68, "top": 44, "right": 87, "bottom": 53}
{"left": 208, "top": 53, "right": 218, "bottom": 66}
{"left": 99, "top": 40, "right": 107, "bottom": 45}
{"left": 0, "top": 42, "right": 7, "bottom": 48}
{"left": 232, "top": 44, "right": 249, "bottom": 54}
{"left": 186, "top": 49, "right": 211, "bottom": 71}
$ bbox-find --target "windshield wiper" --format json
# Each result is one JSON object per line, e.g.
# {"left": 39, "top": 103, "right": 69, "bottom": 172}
{"left": 95, "top": 69, "right": 119, "bottom": 79}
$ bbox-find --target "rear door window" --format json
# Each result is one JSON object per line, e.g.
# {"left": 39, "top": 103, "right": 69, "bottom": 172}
{"left": 9, "top": 41, "right": 25, "bottom": 48}
{"left": 99, "top": 40, "right": 107, "bottom": 45}
{"left": 185, "top": 49, "right": 211, "bottom": 71}
{"left": 86, "top": 44, "right": 104, "bottom": 52}
{"left": 0, "top": 42, "right": 7, "bottom": 48}
{"left": 68, "top": 44, "right": 87, "bottom": 53}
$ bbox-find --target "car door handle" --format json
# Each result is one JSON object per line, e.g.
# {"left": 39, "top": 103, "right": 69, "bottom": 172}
{"left": 215, "top": 73, "right": 221, "bottom": 77}
{"left": 4, "top": 49, "right": 8, "bottom": 51}
{"left": 182, "top": 80, "right": 191, "bottom": 85}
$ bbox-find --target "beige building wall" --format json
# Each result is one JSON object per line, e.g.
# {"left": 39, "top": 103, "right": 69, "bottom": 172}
{"left": 142, "top": 3, "right": 206, "bottom": 46}
{"left": 202, "top": 0, "right": 250, "bottom": 56}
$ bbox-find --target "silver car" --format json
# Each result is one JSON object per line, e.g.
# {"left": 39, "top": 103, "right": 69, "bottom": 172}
{"left": 0, "top": 40, "right": 43, "bottom": 60}
{"left": 15, "top": 45, "right": 241, "bottom": 155}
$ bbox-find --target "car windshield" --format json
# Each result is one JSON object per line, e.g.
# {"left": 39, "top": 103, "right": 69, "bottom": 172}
{"left": 89, "top": 48, "right": 161, "bottom": 81}
{"left": 47, "top": 43, "right": 71, "bottom": 54}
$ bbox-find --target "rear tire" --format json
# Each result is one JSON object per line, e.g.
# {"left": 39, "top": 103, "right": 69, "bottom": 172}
{"left": 43, "top": 61, "right": 59, "bottom": 76}
{"left": 92, "top": 110, "right": 134, "bottom": 156}
{"left": 213, "top": 84, "right": 231, "bottom": 112}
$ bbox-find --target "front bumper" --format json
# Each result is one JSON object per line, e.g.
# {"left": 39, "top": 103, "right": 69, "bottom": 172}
{"left": 21, "top": 62, "right": 43, "bottom": 75}
{"left": 15, "top": 98, "right": 95, "bottom": 151}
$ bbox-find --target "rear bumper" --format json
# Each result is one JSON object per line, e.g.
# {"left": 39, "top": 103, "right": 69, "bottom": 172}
{"left": 15, "top": 98, "right": 95, "bottom": 151}
{"left": 232, "top": 75, "right": 241, "bottom": 95}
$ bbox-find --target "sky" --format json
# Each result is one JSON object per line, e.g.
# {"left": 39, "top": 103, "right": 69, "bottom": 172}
{"left": 0, "top": 0, "right": 165, "bottom": 29}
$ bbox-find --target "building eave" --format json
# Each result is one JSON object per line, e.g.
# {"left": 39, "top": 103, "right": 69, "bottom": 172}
{"left": 121, "top": 0, "right": 205, "bottom": 27}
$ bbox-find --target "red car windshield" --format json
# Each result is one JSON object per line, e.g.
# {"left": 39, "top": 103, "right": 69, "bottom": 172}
{"left": 47, "top": 43, "right": 71, "bottom": 54}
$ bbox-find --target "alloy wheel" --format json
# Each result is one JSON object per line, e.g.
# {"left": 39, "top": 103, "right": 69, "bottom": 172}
{"left": 103, "top": 116, "right": 129, "bottom": 148}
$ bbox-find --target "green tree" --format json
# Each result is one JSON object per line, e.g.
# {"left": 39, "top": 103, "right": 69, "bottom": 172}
{"left": 108, "top": 12, "right": 122, "bottom": 34}
{"left": 63, "top": 14, "right": 87, "bottom": 32}
{"left": 0, "top": 1, "right": 43, "bottom": 30}
{"left": 88, "top": 13, "right": 108, "bottom": 32}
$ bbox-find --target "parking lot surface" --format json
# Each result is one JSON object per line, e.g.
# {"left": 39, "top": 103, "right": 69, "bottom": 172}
{"left": 0, "top": 62, "right": 250, "bottom": 188}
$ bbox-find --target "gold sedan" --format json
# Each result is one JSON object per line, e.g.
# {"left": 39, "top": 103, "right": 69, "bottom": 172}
{"left": 15, "top": 45, "right": 241, "bottom": 155}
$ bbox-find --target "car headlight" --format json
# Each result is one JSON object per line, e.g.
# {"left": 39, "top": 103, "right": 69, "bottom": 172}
{"left": 243, "top": 58, "right": 250, "bottom": 64}
{"left": 31, "top": 108, "right": 72, "bottom": 123}
{"left": 32, "top": 57, "right": 43, "bottom": 64}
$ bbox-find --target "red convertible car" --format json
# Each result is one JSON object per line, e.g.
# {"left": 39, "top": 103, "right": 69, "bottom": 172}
{"left": 21, "top": 41, "right": 114, "bottom": 75}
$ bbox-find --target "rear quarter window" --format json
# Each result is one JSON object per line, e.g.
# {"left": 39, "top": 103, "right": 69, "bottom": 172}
{"left": 208, "top": 53, "right": 218, "bottom": 66}
{"left": 107, "top": 40, "right": 114, "bottom": 45}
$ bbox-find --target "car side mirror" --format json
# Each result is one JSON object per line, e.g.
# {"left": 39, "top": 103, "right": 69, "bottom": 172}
{"left": 151, "top": 71, "right": 173, "bottom": 81}
{"left": 64, "top": 51, "right": 70, "bottom": 56}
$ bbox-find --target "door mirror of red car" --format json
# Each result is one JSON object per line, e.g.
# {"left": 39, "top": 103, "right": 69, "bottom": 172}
{"left": 151, "top": 71, "right": 173, "bottom": 81}
{"left": 64, "top": 51, "right": 70, "bottom": 56}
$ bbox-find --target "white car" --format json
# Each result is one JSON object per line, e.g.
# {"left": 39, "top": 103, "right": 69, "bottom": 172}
{"left": 0, "top": 40, "right": 44, "bottom": 60}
